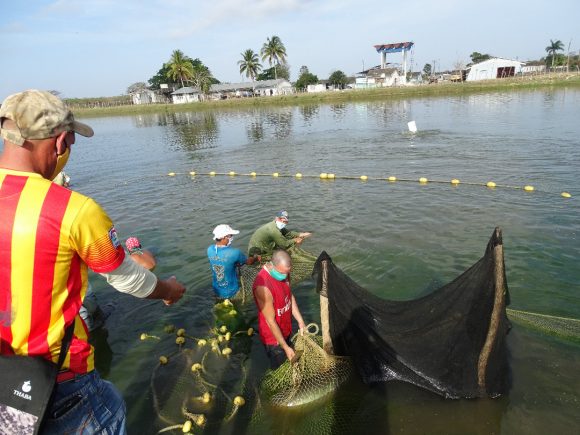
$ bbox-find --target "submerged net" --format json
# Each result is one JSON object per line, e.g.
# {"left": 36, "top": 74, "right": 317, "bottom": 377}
{"left": 237, "top": 246, "right": 318, "bottom": 303}
{"left": 260, "top": 325, "right": 353, "bottom": 408}
{"left": 506, "top": 308, "right": 580, "bottom": 341}
{"left": 314, "top": 227, "right": 511, "bottom": 399}
{"left": 150, "top": 300, "right": 254, "bottom": 433}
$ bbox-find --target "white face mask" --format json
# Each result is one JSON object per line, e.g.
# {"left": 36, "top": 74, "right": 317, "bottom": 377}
{"left": 227, "top": 236, "right": 234, "bottom": 246}
{"left": 275, "top": 221, "right": 287, "bottom": 230}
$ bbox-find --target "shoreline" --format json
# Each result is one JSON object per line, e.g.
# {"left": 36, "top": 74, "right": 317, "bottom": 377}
{"left": 74, "top": 73, "right": 580, "bottom": 118}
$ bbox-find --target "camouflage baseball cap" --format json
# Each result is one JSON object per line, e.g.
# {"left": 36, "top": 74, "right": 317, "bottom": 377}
{"left": 0, "top": 89, "right": 93, "bottom": 146}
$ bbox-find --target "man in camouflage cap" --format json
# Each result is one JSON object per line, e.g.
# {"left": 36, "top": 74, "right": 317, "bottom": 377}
{"left": 0, "top": 90, "right": 186, "bottom": 434}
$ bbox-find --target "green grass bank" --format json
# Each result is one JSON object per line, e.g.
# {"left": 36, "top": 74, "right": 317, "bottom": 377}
{"left": 73, "top": 73, "right": 580, "bottom": 119}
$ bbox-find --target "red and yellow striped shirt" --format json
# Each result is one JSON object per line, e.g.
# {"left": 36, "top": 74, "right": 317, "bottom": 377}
{"left": 0, "top": 169, "right": 125, "bottom": 374}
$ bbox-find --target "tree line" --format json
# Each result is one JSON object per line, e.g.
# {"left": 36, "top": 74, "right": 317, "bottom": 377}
{"left": 127, "top": 35, "right": 350, "bottom": 96}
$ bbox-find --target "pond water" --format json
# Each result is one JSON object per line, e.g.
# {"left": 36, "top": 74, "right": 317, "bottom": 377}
{"left": 67, "top": 89, "right": 579, "bottom": 434}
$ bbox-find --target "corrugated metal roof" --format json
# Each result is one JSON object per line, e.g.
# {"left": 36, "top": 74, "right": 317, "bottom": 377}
{"left": 469, "top": 57, "right": 525, "bottom": 67}
{"left": 172, "top": 87, "right": 198, "bottom": 95}
{"left": 374, "top": 42, "right": 414, "bottom": 53}
{"left": 172, "top": 79, "right": 291, "bottom": 95}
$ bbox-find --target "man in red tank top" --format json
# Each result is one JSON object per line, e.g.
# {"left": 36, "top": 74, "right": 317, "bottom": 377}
{"left": 253, "top": 250, "right": 306, "bottom": 369}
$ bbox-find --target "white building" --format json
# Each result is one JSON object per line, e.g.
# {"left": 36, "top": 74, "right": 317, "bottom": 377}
{"left": 171, "top": 79, "right": 293, "bottom": 103}
{"left": 521, "top": 65, "right": 546, "bottom": 74}
{"left": 465, "top": 58, "right": 525, "bottom": 81}
{"left": 253, "top": 79, "right": 294, "bottom": 96}
{"left": 171, "top": 87, "right": 201, "bottom": 104}
{"left": 307, "top": 84, "right": 326, "bottom": 93}
{"left": 407, "top": 72, "right": 423, "bottom": 85}
{"left": 131, "top": 89, "right": 160, "bottom": 105}
{"left": 355, "top": 67, "right": 401, "bottom": 89}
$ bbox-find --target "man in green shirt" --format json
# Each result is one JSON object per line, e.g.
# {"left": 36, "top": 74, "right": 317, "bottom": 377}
{"left": 248, "top": 210, "right": 312, "bottom": 257}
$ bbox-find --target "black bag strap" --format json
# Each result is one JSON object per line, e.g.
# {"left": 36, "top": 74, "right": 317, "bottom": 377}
{"left": 57, "top": 320, "right": 75, "bottom": 370}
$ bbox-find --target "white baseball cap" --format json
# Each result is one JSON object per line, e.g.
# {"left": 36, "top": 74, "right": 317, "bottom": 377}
{"left": 212, "top": 224, "right": 240, "bottom": 240}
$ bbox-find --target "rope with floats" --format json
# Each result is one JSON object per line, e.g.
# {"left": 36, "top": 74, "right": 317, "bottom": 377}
{"left": 161, "top": 171, "right": 572, "bottom": 198}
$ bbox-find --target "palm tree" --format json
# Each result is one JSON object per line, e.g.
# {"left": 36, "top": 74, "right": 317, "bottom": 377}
{"left": 238, "top": 49, "right": 262, "bottom": 83}
{"left": 167, "top": 49, "right": 194, "bottom": 88}
{"left": 191, "top": 65, "right": 213, "bottom": 99}
{"left": 545, "top": 39, "right": 565, "bottom": 68}
{"left": 260, "top": 36, "right": 287, "bottom": 80}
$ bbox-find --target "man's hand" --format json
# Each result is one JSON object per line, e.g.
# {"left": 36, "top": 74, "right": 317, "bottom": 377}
{"left": 247, "top": 254, "right": 262, "bottom": 265}
{"left": 283, "top": 344, "right": 296, "bottom": 362}
{"left": 294, "top": 237, "right": 304, "bottom": 245}
{"left": 162, "top": 276, "right": 185, "bottom": 305}
{"left": 298, "top": 321, "right": 306, "bottom": 336}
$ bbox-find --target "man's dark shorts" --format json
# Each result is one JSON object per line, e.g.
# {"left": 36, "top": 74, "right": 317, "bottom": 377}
{"left": 264, "top": 336, "right": 293, "bottom": 370}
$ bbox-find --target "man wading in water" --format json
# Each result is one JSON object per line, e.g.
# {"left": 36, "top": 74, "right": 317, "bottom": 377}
{"left": 252, "top": 250, "right": 307, "bottom": 369}
{"left": 248, "top": 210, "right": 312, "bottom": 257}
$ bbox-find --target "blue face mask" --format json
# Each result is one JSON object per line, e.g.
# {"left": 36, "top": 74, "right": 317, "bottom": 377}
{"left": 269, "top": 267, "right": 288, "bottom": 281}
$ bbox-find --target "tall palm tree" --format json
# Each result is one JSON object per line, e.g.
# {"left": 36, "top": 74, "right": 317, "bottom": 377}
{"left": 238, "top": 49, "right": 262, "bottom": 83}
{"left": 260, "top": 36, "right": 287, "bottom": 80}
{"left": 167, "top": 49, "right": 194, "bottom": 88}
{"left": 545, "top": 39, "right": 565, "bottom": 68}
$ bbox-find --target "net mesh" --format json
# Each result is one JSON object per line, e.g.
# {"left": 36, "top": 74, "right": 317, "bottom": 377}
{"left": 260, "top": 325, "right": 353, "bottom": 408}
{"left": 150, "top": 300, "right": 254, "bottom": 433}
{"left": 314, "top": 227, "right": 512, "bottom": 399}
{"left": 506, "top": 308, "right": 580, "bottom": 341}
{"left": 237, "top": 247, "right": 317, "bottom": 303}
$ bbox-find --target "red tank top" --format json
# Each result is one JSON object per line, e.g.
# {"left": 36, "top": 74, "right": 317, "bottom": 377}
{"left": 252, "top": 267, "right": 292, "bottom": 345}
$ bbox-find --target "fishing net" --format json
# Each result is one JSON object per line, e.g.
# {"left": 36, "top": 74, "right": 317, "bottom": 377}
{"left": 314, "top": 227, "right": 511, "bottom": 399}
{"left": 149, "top": 300, "right": 254, "bottom": 434}
{"left": 506, "top": 308, "right": 580, "bottom": 341}
{"left": 237, "top": 246, "right": 318, "bottom": 303}
{"left": 260, "top": 324, "right": 353, "bottom": 408}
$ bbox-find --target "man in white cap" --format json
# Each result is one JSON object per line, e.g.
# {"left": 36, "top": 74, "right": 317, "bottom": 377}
{"left": 248, "top": 210, "right": 312, "bottom": 257}
{"left": 0, "top": 90, "right": 185, "bottom": 434}
{"left": 208, "top": 224, "right": 260, "bottom": 299}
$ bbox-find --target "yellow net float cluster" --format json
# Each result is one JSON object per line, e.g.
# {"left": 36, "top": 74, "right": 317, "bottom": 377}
{"left": 167, "top": 171, "right": 572, "bottom": 198}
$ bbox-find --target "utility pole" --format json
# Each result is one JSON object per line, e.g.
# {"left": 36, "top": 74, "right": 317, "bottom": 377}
{"left": 567, "top": 39, "right": 572, "bottom": 73}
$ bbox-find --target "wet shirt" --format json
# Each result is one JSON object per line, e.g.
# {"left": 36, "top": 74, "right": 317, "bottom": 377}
{"left": 207, "top": 245, "right": 247, "bottom": 298}
{"left": 252, "top": 268, "right": 292, "bottom": 345}
{"left": 0, "top": 169, "right": 125, "bottom": 374}
{"left": 248, "top": 221, "right": 300, "bottom": 256}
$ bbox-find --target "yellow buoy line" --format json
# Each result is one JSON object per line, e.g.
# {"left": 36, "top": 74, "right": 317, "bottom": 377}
{"left": 163, "top": 171, "right": 572, "bottom": 198}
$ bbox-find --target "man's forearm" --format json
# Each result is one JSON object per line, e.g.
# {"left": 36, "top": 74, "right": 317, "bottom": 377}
{"left": 146, "top": 276, "right": 185, "bottom": 305}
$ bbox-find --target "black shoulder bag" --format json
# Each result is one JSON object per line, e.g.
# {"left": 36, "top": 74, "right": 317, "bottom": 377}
{"left": 0, "top": 322, "right": 74, "bottom": 435}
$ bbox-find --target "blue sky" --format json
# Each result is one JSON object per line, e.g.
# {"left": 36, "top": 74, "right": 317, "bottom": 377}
{"left": 1, "top": 0, "right": 578, "bottom": 99}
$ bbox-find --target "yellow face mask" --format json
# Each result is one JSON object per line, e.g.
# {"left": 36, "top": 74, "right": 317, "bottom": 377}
{"left": 50, "top": 145, "right": 70, "bottom": 181}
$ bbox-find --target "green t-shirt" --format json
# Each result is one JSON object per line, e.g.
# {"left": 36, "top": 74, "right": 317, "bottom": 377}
{"left": 248, "top": 221, "right": 300, "bottom": 256}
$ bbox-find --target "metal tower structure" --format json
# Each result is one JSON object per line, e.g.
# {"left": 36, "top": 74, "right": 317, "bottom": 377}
{"left": 374, "top": 42, "right": 415, "bottom": 82}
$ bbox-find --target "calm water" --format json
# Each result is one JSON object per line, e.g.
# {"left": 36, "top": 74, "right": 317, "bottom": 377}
{"left": 60, "top": 89, "right": 580, "bottom": 433}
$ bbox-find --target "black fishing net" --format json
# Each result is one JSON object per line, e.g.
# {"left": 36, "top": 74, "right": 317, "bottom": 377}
{"left": 314, "top": 227, "right": 511, "bottom": 399}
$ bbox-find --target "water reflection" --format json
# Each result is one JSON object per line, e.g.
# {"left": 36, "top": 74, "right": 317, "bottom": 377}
{"left": 299, "top": 104, "right": 319, "bottom": 124}
{"left": 245, "top": 107, "right": 294, "bottom": 142}
{"left": 247, "top": 121, "right": 264, "bottom": 142}
{"left": 130, "top": 111, "right": 219, "bottom": 151}
{"left": 329, "top": 103, "right": 347, "bottom": 121}
{"left": 171, "top": 112, "right": 219, "bottom": 151}
{"left": 365, "top": 99, "right": 412, "bottom": 128}
{"left": 264, "top": 108, "right": 293, "bottom": 140}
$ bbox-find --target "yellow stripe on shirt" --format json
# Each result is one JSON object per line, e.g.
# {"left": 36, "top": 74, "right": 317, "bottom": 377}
{"left": 10, "top": 178, "right": 50, "bottom": 354}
